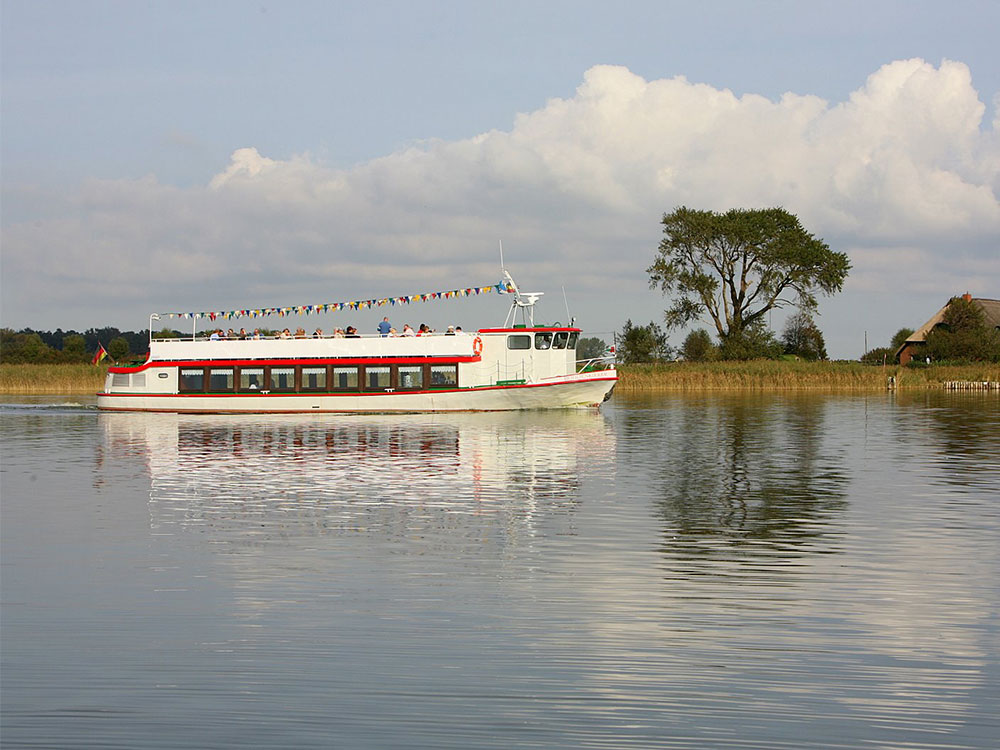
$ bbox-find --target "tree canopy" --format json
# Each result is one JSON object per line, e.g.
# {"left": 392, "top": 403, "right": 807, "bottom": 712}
{"left": 617, "top": 320, "right": 672, "bottom": 363}
{"left": 648, "top": 207, "right": 850, "bottom": 340}
{"left": 680, "top": 328, "right": 715, "bottom": 361}
{"left": 576, "top": 336, "right": 607, "bottom": 361}
{"left": 782, "top": 312, "right": 828, "bottom": 361}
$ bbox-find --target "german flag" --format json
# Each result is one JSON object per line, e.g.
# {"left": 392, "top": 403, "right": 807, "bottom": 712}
{"left": 91, "top": 343, "right": 108, "bottom": 365}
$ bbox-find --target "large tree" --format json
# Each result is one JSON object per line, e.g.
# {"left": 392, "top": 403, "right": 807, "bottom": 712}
{"left": 648, "top": 207, "right": 850, "bottom": 340}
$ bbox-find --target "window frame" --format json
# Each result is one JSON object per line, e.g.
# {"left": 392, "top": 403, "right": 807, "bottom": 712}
{"left": 238, "top": 366, "right": 265, "bottom": 393}
{"left": 430, "top": 364, "right": 458, "bottom": 388}
{"left": 179, "top": 368, "right": 206, "bottom": 393}
{"left": 268, "top": 366, "right": 297, "bottom": 393}
{"left": 300, "top": 365, "right": 329, "bottom": 392}
{"left": 507, "top": 334, "right": 531, "bottom": 350}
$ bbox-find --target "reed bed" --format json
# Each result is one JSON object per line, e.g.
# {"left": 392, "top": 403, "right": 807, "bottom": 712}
{"left": 2, "top": 361, "right": 998, "bottom": 395}
{"left": 616, "top": 361, "right": 1000, "bottom": 391}
{"left": 0, "top": 364, "right": 108, "bottom": 394}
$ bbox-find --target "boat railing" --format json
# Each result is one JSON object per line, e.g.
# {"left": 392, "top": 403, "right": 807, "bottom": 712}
{"left": 150, "top": 331, "right": 472, "bottom": 343}
{"left": 576, "top": 355, "right": 616, "bottom": 373}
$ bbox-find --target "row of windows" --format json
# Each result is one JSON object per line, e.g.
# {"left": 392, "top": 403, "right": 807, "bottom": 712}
{"left": 507, "top": 331, "right": 579, "bottom": 351}
{"left": 178, "top": 363, "right": 459, "bottom": 394}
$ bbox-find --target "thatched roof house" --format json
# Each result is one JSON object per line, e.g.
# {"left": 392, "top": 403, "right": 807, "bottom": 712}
{"left": 896, "top": 294, "right": 1000, "bottom": 364}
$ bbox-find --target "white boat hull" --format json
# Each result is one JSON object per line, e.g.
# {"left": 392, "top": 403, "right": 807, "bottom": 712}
{"left": 97, "top": 370, "right": 616, "bottom": 413}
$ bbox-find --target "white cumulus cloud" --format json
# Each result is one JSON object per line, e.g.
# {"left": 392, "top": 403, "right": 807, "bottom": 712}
{"left": 2, "top": 59, "right": 998, "bottom": 356}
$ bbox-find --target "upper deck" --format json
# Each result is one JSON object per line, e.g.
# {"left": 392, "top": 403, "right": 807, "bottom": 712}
{"left": 143, "top": 332, "right": 483, "bottom": 364}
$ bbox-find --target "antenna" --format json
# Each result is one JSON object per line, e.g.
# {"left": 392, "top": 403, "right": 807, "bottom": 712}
{"left": 497, "top": 243, "right": 544, "bottom": 328}
{"left": 562, "top": 286, "right": 571, "bottom": 327}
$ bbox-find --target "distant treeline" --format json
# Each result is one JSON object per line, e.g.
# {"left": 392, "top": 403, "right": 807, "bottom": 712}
{"left": 0, "top": 327, "right": 183, "bottom": 364}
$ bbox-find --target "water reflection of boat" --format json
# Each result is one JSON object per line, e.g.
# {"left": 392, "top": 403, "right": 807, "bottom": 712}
{"left": 98, "top": 411, "right": 616, "bottom": 539}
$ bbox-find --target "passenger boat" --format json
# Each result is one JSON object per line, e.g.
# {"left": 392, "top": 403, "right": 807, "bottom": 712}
{"left": 97, "top": 273, "right": 616, "bottom": 413}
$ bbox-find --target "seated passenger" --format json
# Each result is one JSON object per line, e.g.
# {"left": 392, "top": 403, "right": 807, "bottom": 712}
{"left": 295, "top": 327, "right": 307, "bottom": 338}
{"left": 279, "top": 328, "right": 291, "bottom": 339}
{"left": 402, "top": 324, "right": 416, "bottom": 337}
{"left": 238, "top": 328, "right": 248, "bottom": 339}
{"left": 445, "top": 325, "right": 455, "bottom": 335}
{"left": 210, "top": 329, "right": 221, "bottom": 341}
{"left": 345, "top": 326, "right": 360, "bottom": 338}
{"left": 313, "top": 328, "right": 323, "bottom": 338}
{"left": 333, "top": 327, "right": 345, "bottom": 338}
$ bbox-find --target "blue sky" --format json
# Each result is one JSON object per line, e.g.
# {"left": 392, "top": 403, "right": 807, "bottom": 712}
{"left": 3, "top": 0, "right": 999, "bottom": 357}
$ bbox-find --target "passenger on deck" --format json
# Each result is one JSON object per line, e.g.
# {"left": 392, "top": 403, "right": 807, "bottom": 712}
{"left": 418, "top": 323, "right": 430, "bottom": 335}
{"left": 445, "top": 325, "right": 455, "bottom": 335}
{"left": 377, "top": 317, "right": 391, "bottom": 337}
{"left": 346, "top": 326, "right": 360, "bottom": 338}
{"left": 210, "top": 329, "right": 221, "bottom": 341}
{"left": 227, "top": 329, "right": 236, "bottom": 339}
{"left": 238, "top": 328, "right": 248, "bottom": 339}
{"left": 333, "top": 328, "right": 345, "bottom": 338}
{"left": 389, "top": 327, "right": 398, "bottom": 336}
{"left": 252, "top": 329, "right": 262, "bottom": 339}
{"left": 402, "top": 324, "right": 415, "bottom": 336}
{"left": 279, "top": 328, "right": 291, "bottom": 339}
{"left": 295, "top": 327, "right": 307, "bottom": 338}
{"left": 313, "top": 328, "right": 323, "bottom": 338}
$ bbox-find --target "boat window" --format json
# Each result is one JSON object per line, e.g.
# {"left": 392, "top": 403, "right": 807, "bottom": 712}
{"left": 302, "top": 366, "right": 327, "bottom": 391}
{"left": 269, "top": 367, "right": 295, "bottom": 392}
{"left": 507, "top": 335, "right": 531, "bottom": 350}
{"left": 333, "top": 367, "right": 358, "bottom": 390}
{"left": 552, "top": 332, "right": 569, "bottom": 349}
{"left": 398, "top": 365, "right": 423, "bottom": 390}
{"left": 132, "top": 373, "right": 146, "bottom": 388}
{"left": 179, "top": 368, "right": 204, "bottom": 392}
{"left": 567, "top": 332, "right": 579, "bottom": 349}
{"left": 430, "top": 364, "right": 458, "bottom": 387}
{"left": 365, "top": 366, "right": 391, "bottom": 390}
{"left": 240, "top": 367, "right": 265, "bottom": 391}
{"left": 209, "top": 368, "right": 235, "bottom": 391}
{"left": 535, "top": 332, "right": 553, "bottom": 350}
{"left": 112, "top": 373, "right": 129, "bottom": 388}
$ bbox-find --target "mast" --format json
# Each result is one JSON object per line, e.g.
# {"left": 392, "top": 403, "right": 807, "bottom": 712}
{"left": 499, "top": 241, "right": 544, "bottom": 328}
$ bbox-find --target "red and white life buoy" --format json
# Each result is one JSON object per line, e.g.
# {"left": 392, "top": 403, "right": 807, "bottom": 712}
{"left": 472, "top": 336, "right": 483, "bottom": 356}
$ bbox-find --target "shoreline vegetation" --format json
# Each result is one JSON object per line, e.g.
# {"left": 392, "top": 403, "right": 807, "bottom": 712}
{"left": 2, "top": 361, "right": 999, "bottom": 395}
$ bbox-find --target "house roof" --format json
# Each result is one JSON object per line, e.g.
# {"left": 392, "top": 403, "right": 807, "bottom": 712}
{"left": 896, "top": 296, "right": 1000, "bottom": 356}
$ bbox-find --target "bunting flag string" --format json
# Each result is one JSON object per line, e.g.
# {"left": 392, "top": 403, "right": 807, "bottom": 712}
{"left": 161, "top": 281, "right": 514, "bottom": 322}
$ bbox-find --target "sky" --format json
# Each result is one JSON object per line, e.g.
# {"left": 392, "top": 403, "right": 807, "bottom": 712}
{"left": 2, "top": 0, "right": 999, "bottom": 358}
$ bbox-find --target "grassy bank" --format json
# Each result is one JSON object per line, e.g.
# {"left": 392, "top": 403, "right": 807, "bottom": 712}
{"left": 616, "top": 361, "right": 1000, "bottom": 391}
{"left": 0, "top": 364, "right": 109, "bottom": 394}
{"left": 2, "top": 361, "right": 999, "bottom": 394}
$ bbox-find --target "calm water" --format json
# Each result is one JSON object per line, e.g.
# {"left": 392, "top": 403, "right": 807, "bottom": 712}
{"left": 2, "top": 392, "right": 998, "bottom": 749}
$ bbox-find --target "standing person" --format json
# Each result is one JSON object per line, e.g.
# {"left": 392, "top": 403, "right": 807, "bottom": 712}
{"left": 377, "top": 316, "right": 392, "bottom": 337}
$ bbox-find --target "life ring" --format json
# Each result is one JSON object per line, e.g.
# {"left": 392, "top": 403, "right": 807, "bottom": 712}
{"left": 472, "top": 336, "right": 483, "bottom": 356}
